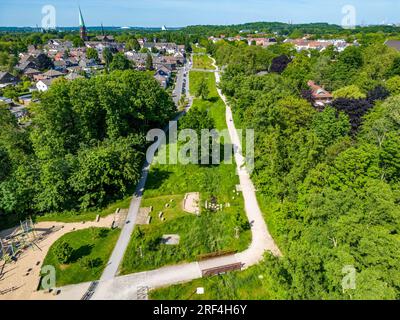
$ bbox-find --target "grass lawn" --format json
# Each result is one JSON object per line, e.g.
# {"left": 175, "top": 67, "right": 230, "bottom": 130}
{"left": 193, "top": 55, "right": 215, "bottom": 70}
{"left": 192, "top": 46, "right": 207, "bottom": 54}
{"left": 149, "top": 260, "right": 277, "bottom": 300}
{"left": 35, "top": 196, "right": 132, "bottom": 224}
{"left": 42, "top": 227, "right": 120, "bottom": 287}
{"left": 120, "top": 71, "right": 251, "bottom": 274}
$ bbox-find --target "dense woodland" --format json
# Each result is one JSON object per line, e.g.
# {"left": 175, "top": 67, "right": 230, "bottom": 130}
{"left": 0, "top": 71, "right": 175, "bottom": 224}
{"left": 211, "top": 37, "right": 400, "bottom": 299}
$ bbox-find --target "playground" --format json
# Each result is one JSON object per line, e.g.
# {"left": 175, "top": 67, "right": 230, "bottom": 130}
{"left": 0, "top": 215, "right": 114, "bottom": 299}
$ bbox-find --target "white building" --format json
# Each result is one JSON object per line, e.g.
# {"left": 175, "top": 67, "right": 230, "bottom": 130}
{"left": 36, "top": 78, "right": 54, "bottom": 92}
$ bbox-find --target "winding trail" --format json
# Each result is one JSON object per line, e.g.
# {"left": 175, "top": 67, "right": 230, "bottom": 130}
{"left": 50, "top": 55, "right": 280, "bottom": 300}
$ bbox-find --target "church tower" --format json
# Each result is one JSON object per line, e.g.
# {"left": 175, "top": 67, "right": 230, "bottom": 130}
{"left": 79, "top": 7, "right": 88, "bottom": 41}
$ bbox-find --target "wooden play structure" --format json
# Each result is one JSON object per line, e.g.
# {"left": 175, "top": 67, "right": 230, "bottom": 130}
{"left": 0, "top": 217, "right": 40, "bottom": 264}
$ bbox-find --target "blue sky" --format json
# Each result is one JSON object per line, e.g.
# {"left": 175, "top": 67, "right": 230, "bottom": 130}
{"left": 0, "top": 0, "right": 399, "bottom": 27}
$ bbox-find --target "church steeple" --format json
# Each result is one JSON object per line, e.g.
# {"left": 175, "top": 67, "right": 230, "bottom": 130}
{"left": 79, "top": 7, "right": 87, "bottom": 41}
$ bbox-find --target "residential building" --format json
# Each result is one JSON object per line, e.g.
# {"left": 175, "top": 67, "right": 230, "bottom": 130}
{"left": 36, "top": 78, "right": 57, "bottom": 92}
{"left": 385, "top": 40, "right": 400, "bottom": 51}
{"left": 23, "top": 68, "right": 41, "bottom": 79}
{"left": 42, "top": 69, "right": 64, "bottom": 78}
{"left": 0, "top": 72, "right": 19, "bottom": 88}
{"left": 65, "top": 73, "right": 84, "bottom": 81}
{"left": 154, "top": 74, "right": 168, "bottom": 89}
{"left": 307, "top": 80, "right": 333, "bottom": 109}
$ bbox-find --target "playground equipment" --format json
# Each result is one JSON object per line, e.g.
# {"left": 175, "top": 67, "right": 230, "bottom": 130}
{"left": 0, "top": 217, "right": 39, "bottom": 263}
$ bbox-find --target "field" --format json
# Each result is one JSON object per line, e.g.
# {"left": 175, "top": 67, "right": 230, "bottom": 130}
{"left": 42, "top": 227, "right": 120, "bottom": 287}
{"left": 193, "top": 54, "right": 215, "bottom": 70}
{"left": 120, "top": 70, "right": 251, "bottom": 274}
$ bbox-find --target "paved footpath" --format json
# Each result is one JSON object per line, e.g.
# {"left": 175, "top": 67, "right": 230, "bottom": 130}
{"left": 53, "top": 56, "right": 280, "bottom": 300}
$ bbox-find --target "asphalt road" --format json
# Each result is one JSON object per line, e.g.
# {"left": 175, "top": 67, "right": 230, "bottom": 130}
{"left": 173, "top": 56, "right": 192, "bottom": 106}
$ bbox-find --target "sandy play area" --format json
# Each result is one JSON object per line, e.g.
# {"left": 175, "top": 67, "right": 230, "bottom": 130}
{"left": 0, "top": 215, "right": 114, "bottom": 300}
{"left": 183, "top": 192, "right": 200, "bottom": 215}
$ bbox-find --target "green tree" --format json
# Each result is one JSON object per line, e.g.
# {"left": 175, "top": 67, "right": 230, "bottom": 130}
{"left": 54, "top": 241, "right": 73, "bottom": 264}
{"left": 109, "top": 53, "right": 132, "bottom": 71}
{"left": 312, "top": 106, "right": 350, "bottom": 146}
{"left": 288, "top": 29, "right": 303, "bottom": 39}
{"left": 146, "top": 53, "right": 153, "bottom": 70}
{"left": 332, "top": 85, "right": 366, "bottom": 99}
{"left": 126, "top": 38, "right": 141, "bottom": 52}
{"left": 102, "top": 47, "right": 113, "bottom": 67}
{"left": 196, "top": 78, "right": 210, "bottom": 100}
{"left": 86, "top": 47, "right": 99, "bottom": 62}
{"left": 385, "top": 76, "right": 400, "bottom": 95}
{"left": 72, "top": 37, "right": 85, "bottom": 48}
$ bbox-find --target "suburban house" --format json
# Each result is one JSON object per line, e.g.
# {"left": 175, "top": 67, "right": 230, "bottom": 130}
{"left": 54, "top": 60, "right": 68, "bottom": 72}
{"left": 385, "top": 40, "right": 400, "bottom": 51}
{"left": 42, "top": 69, "right": 65, "bottom": 78}
{"left": 307, "top": 81, "right": 333, "bottom": 109}
{"left": 153, "top": 56, "right": 177, "bottom": 70}
{"left": 155, "top": 65, "right": 172, "bottom": 78}
{"left": 154, "top": 74, "right": 168, "bottom": 89}
{"left": 247, "top": 37, "right": 277, "bottom": 47}
{"left": 23, "top": 68, "right": 41, "bottom": 79}
{"left": 125, "top": 52, "right": 148, "bottom": 70}
{"left": 65, "top": 73, "right": 84, "bottom": 81}
{"left": 18, "top": 94, "right": 37, "bottom": 106}
{"left": 36, "top": 78, "right": 57, "bottom": 92}
{"left": 16, "top": 60, "right": 37, "bottom": 72}
{"left": 0, "top": 72, "right": 20, "bottom": 88}
{"left": 285, "top": 39, "right": 350, "bottom": 52}
{"left": 0, "top": 96, "right": 13, "bottom": 106}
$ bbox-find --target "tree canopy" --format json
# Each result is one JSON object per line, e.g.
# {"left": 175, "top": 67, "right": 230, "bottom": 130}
{"left": 0, "top": 70, "right": 175, "bottom": 217}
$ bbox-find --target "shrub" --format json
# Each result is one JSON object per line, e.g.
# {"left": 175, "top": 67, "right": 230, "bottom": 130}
{"left": 79, "top": 256, "right": 102, "bottom": 270}
{"left": 54, "top": 241, "right": 73, "bottom": 264}
{"left": 89, "top": 227, "right": 109, "bottom": 240}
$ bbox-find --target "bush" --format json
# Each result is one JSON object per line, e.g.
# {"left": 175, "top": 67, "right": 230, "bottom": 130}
{"left": 332, "top": 85, "right": 366, "bottom": 99}
{"left": 54, "top": 241, "right": 73, "bottom": 264}
{"left": 78, "top": 256, "right": 102, "bottom": 270}
{"left": 89, "top": 227, "right": 109, "bottom": 240}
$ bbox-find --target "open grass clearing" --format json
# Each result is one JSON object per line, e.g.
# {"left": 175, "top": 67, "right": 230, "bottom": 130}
{"left": 42, "top": 227, "right": 120, "bottom": 287}
{"left": 193, "top": 55, "right": 215, "bottom": 70}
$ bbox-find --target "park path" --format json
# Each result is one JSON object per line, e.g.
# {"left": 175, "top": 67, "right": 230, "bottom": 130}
{"left": 211, "top": 57, "right": 281, "bottom": 265}
{"left": 50, "top": 55, "right": 280, "bottom": 300}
